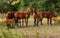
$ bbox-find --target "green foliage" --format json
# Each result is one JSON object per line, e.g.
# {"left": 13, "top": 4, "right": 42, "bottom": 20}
{"left": 18, "top": 0, "right": 25, "bottom": 11}
{"left": 0, "top": 0, "right": 60, "bottom": 14}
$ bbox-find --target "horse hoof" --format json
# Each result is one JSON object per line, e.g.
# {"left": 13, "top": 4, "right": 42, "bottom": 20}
{"left": 26, "top": 26, "right": 28, "bottom": 27}
{"left": 50, "top": 24, "right": 52, "bottom": 25}
{"left": 37, "top": 25, "right": 39, "bottom": 27}
{"left": 41, "top": 24, "right": 43, "bottom": 25}
{"left": 47, "top": 23, "right": 49, "bottom": 25}
{"left": 34, "top": 25, "right": 36, "bottom": 27}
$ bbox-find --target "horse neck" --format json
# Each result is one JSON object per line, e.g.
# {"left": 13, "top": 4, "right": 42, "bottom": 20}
{"left": 52, "top": 12, "right": 57, "bottom": 17}
{"left": 33, "top": 10, "right": 37, "bottom": 14}
{"left": 26, "top": 9, "right": 30, "bottom": 14}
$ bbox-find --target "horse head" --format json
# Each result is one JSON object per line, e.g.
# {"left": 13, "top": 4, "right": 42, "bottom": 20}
{"left": 6, "top": 11, "right": 11, "bottom": 19}
{"left": 25, "top": 6, "right": 33, "bottom": 15}
{"left": 52, "top": 11, "right": 57, "bottom": 17}
{"left": 6, "top": 11, "right": 15, "bottom": 19}
{"left": 26, "top": 7, "right": 32, "bottom": 12}
{"left": 32, "top": 7, "right": 37, "bottom": 13}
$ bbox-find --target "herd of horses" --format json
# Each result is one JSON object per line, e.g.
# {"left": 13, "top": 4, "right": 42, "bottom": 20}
{"left": 6, "top": 7, "right": 57, "bottom": 28}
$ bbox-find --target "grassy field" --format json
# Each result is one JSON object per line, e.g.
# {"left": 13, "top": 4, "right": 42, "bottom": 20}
{"left": 0, "top": 13, "right": 6, "bottom": 19}
{"left": 0, "top": 23, "right": 60, "bottom": 38}
{"left": 0, "top": 14, "right": 60, "bottom": 38}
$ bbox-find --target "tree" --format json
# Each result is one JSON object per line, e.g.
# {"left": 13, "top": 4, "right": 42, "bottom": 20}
{"left": 43, "top": 0, "right": 57, "bottom": 11}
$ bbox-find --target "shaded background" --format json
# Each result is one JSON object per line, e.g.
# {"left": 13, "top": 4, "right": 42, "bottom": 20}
{"left": 0, "top": 0, "right": 60, "bottom": 16}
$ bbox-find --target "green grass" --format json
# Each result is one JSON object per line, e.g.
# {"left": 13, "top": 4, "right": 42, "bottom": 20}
{"left": 0, "top": 24, "right": 60, "bottom": 38}
{"left": 0, "top": 18, "right": 60, "bottom": 38}
{"left": 0, "top": 13, "right": 6, "bottom": 19}
{"left": 28, "top": 15, "right": 56, "bottom": 26}
{"left": 0, "top": 14, "right": 60, "bottom": 38}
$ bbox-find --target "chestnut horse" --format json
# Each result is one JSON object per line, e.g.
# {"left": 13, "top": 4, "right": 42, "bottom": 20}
{"left": 33, "top": 7, "right": 44, "bottom": 26}
{"left": 40, "top": 11, "right": 57, "bottom": 25}
{"left": 33, "top": 7, "right": 57, "bottom": 26}
{"left": 33, "top": 7, "right": 40, "bottom": 26}
{"left": 14, "top": 7, "right": 32, "bottom": 27}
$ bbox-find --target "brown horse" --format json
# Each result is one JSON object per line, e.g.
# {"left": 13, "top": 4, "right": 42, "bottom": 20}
{"left": 33, "top": 7, "right": 57, "bottom": 26}
{"left": 40, "top": 11, "right": 57, "bottom": 25}
{"left": 33, "top": 7, "right": 45, "bottom": 26}
{"left": 6, "top": 11, "right": 15, "bottom": 19}
{"left": 37, "top": 11, "right": 57, "bottom": 25}
{"left": 14, "top": 7, "right": 32, "bottom": 27}
{"left": 33, "top": 7, "right": 40, "bottom": 26}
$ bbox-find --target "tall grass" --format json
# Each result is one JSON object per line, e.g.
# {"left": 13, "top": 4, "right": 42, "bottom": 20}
{"left": 0, "top": 28, "right": 23, "bottom": 38}
{"left": 0, "top": 23, "right": 60, "bottom": 38}
{"left": 0, "top": 14, "right": 60, "bottom": 38}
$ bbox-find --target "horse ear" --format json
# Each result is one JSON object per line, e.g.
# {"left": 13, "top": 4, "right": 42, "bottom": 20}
{"left": 53, "top": 11, "right": 57, "bottom": 17}
{"left": 8, "top": 11, "right": 11, "bottom": 13}
{"left": 55, "top": 12, "right": 57, "bottom": 16}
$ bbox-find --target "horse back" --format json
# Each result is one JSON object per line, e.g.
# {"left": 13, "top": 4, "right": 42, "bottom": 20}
{"left": 43, "top": 12, "right": 55, "bottom": 18}
{"left": 14, "top": 12, "right": 30, "bottom": 19}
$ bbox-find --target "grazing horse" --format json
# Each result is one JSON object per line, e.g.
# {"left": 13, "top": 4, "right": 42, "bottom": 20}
{"left": 14, "top": 7, "right": 32, "bottom": 27}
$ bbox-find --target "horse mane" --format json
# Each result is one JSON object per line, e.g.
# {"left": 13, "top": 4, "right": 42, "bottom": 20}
{"left": 51, "top": 11, "right": 57, "bottom": 17}
{"left": 33, "top": 7, "right": 37, "bottom": 14}
{"left": 28, "top": 7, "right": 31, "bottom": 12}
{"left": 24, "top": 7, "right": 32, "bottom": 13}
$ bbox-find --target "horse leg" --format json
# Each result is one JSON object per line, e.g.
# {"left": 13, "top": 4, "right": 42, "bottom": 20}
{"left": 50, "top": 18, "right": 52, "bottom": 25}
{"left": 19, "top": 19, "right": 21, "bottom": 27}
{"left": 11, "top": 19, "right": 15, "bottom": 28}
{"left": 40, "top": 19, "right": 43, "bottom": 25}
{"left": 22, "top": 19, "right": 24, "bottom": 27}
{"left": 34, "top": 18, "right": 36, "bottom": 27}
{"left": 25, "top": 18, "right": 28, "bottom": 27}
{"left": 39, "top": 18, "right": 43, "bottom": 25}
{"left": 14, "top": 18, "right": 18, "bottom": 28}
{"left": 47, "top": 18, "right": 49, "bottom": 25}
{"left": 36, "top": 18, "right": 39, "bottom": 27}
